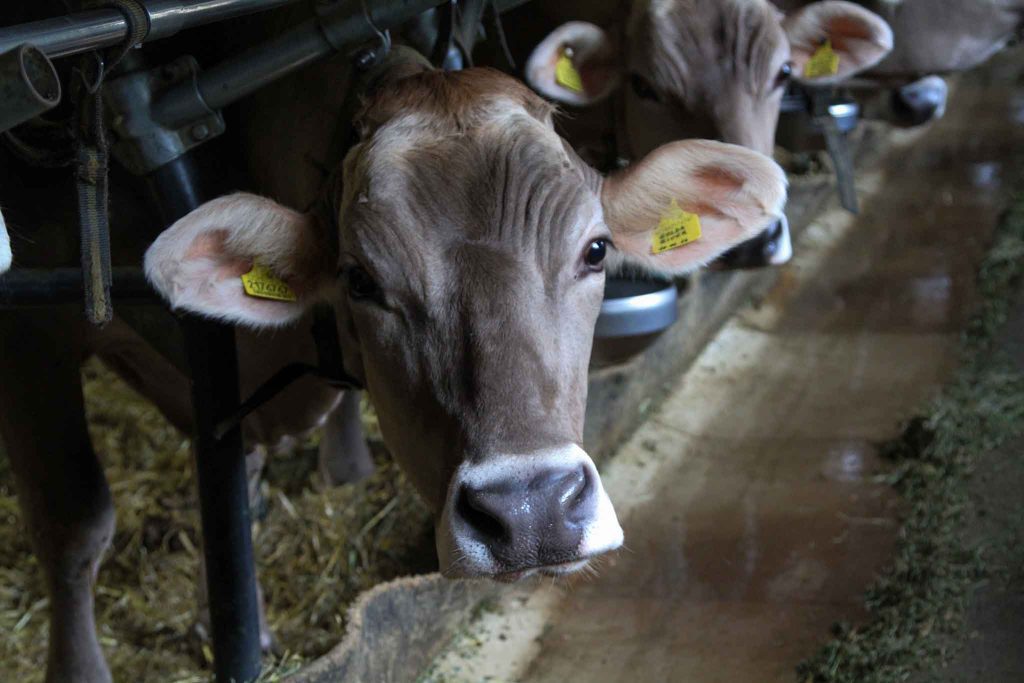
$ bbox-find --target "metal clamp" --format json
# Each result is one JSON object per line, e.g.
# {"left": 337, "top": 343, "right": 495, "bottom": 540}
{"left": 105, "top": 55, "right": 225, "bottom": 174}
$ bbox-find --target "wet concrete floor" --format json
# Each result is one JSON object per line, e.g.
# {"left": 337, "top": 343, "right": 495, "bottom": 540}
{"left": 425, "top": 52, "right": 1024, "bottom": 683}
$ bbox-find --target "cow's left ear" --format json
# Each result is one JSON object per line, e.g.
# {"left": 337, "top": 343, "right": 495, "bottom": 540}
{"left": 602, "top": 140, "right": 787, "bottom": 274}
{"left": 144, "top": 193, "right": 334, "bottom": 327}
{"left": 783, "top": 0, "right": 893, "bottom": 84}
{"left": 525, "top": 21, "right": 622, "bottom": 106}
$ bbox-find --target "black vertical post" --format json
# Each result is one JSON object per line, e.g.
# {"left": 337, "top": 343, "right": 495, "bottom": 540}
{"left": 149, "top": 156, "right": 262, "bottom": 683}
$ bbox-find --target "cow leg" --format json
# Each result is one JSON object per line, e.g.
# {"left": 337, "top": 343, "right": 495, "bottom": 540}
{"left": 92, "top": 318, "right": 276, "bottom": 653}
{"left": 0, "top": 311, "right": 114, "bottom": 683}
{"left": 318, "top": 390, "right": 375, "bottom": 486}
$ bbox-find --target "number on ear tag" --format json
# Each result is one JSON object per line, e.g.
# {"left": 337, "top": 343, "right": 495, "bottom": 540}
{"left": 241, "top": 262, "right": 297, "bottom": 302}
{"left": 652, "top": 200, "right": 702, "bottom": 254}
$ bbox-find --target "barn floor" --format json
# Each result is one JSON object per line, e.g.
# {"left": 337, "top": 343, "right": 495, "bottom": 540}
{"left": 422, "top": 54, "right": 1024, "bottom": 682}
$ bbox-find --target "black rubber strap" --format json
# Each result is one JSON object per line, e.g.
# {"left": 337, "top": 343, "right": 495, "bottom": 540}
{"left": 212, "top": 364, "right": 362, "bottom": 441}
{"left": 212, "top": 308, "right": 363, "bottom": 441}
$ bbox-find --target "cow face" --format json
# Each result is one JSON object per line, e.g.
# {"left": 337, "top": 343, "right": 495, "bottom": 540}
{"left": 145, "top": 68, "right": 785, "bottom": 580}
{"left": 527, "top": 0, "right": 892, "bottom": 266}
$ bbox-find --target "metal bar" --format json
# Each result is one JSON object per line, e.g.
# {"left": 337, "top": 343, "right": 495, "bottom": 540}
{"left": 0, "top": 0, "right": 304, "bottom": 58}
{"left": 182, "top": 316, "right": 262, "bottom": 683}
{"left": 0, "top": 267, "right": 155, "bottom": 307}
{"left": 0, "top": 44, "right": 61, "bottom": 134}
{"left": 149, "top": 154, "right": 262, "bottom": 683}
{"left": 152, "top": 0, "right": 444, "bottom": 129}
{"left": 151, "top": 14, "right": 331, "bottom": 128}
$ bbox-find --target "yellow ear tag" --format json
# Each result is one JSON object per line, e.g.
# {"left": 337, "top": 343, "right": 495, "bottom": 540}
{"left": 803, "top": 39, "right": 840, "bottom": 78}
{"left": 241, "top": 262, "right": 297, "bottom": 302}
{"left": 555, "top": 48, "right": 584, "bottom": 93}
{"left": 652, "top": 199, "right": 702, "bottom": 254}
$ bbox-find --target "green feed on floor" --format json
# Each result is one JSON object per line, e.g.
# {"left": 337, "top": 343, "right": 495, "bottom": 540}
{"left": 796, "top": 193, "right": 1024, "bottom": 683}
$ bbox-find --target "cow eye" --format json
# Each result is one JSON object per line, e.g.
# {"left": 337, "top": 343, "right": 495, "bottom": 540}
{"left": 775, "top": 61, "right": 794, "bottom": 89}
{"left": 584, "top": 239, "right": 608, "bottom": 270}
{"left": 630, "top": 74, "right": 662, "bottom": 103}
{"left": 345, "top": 266, "right": 377, "bottom": 299}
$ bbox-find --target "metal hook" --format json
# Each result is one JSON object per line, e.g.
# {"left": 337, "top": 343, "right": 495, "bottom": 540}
{"left": 360, "top": 0, "right": 392, "bottom": 56}
{"left": 76, "top": 51, "right": 106, "bottom": 96}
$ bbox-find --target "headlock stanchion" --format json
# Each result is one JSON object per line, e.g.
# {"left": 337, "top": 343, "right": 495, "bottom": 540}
{"left": 148, "top": 154, "right": 263, "bottom": 682}
{"left": 0, "top": 0, "right": 529, "bottom": 679}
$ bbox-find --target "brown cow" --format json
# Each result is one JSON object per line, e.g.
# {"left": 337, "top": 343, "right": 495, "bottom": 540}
{"left": 774, "top": 0, "right": 1024, "bottom": 125}
{"left": 2, "top": 62, "right": 785, "bottom": 681}
{"left": 524, "top": 0, "right": 893, "bottom": 267}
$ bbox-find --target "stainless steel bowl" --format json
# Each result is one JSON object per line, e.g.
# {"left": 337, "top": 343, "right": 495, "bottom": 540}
{"left": 592, "top": 277, "right": 679, "bottom": 365}
{"left": 777, "top": 93, "right": 860, "bottom": 151}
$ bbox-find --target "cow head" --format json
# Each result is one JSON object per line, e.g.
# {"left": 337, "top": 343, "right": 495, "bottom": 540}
{"left": 145, "top": 67, "right": 785, "bottom": 580}
{"left": 527, "top": 0, "right": 892, "bottom": 267}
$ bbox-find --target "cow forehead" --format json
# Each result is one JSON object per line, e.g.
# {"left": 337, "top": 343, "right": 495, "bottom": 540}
{"left": 364, "top": 100, "right": 565, "bottom": 183}
{"left": 631, "top": 0, "right": 788, "bottom": 94}
{"left": 339, "top": 102, "right": 600, "bottom": 291}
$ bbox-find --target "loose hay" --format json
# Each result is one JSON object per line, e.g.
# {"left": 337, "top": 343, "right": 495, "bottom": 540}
{"left": 0, "top": 361, "right": 433, "bottom": 682}
{"left": 796, "top": 192, "right": 1024, "bottom": 682}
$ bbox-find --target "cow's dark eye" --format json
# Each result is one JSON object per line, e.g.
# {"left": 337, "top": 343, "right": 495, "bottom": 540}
{"left": 775, "top": 61, "right": 794, "bottom": 89}
{"left": 345, "top": 266, "right": 377, "bottom": 299}
{"left": 584, "top": 239, "right": 608, "bottom": 269}
{"left": 630, "top": 74, "right": 662, "bottom": 103}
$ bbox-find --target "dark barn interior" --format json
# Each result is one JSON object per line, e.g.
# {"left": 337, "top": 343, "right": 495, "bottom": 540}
{"left": 0, "top": 1, "right": 1022, "bottom": 682}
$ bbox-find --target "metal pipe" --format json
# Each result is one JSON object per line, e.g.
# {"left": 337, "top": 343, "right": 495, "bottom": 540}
{"left": 0, "top": 267, "right": 155, "bottom": 306}
{"left": 148, "top": 153, "right": 263, "bottom": 683}
{"left": 152, "top": 0, "right": 443, "bottom": 129}
{"left": 0, "top": 44, "right": 61, "bottom": 133}
{"left": 0, "top": 0, "right": 304, "bottom": 58}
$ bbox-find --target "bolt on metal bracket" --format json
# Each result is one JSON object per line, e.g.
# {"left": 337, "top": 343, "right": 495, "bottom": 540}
{"left": 104, "top": 55, "right": 225, "bottom": 175}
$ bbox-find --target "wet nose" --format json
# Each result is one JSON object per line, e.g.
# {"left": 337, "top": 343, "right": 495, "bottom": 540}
{"left": 892, "top": 76, "right": 947, "bottom": 127}
{"left": 456, "top": 465, "right": 595, "bottom": 569}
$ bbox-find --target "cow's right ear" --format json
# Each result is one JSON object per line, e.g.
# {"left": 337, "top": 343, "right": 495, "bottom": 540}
{"left": 144, "top": 193, "right": 334, "bottom": 327}
{"left": 525, "top": 22, "right": 622, "bottom": 106}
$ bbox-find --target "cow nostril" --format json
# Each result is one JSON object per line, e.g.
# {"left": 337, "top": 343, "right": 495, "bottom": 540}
{"left": 558, "top": 466, "right": 594, "bottom": 525}
{"left": 456, "top": 487, "right": 507, "bottom": 542}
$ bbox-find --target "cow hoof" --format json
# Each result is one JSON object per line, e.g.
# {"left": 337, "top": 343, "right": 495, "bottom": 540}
{"left": 714, "top": 215, "right": 792, "bottom": 270}
{"left": 891, "top": 75, "right": 947, "bottom": 127}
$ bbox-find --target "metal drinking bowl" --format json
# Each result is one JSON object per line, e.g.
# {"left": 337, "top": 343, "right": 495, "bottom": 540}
{"left": 592, "top": 277, "right": 679, "bottom": 365}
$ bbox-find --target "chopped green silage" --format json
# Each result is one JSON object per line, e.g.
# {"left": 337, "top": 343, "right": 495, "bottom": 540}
{"left": 796, "top": 194, "right": 1024, "bottom": 683}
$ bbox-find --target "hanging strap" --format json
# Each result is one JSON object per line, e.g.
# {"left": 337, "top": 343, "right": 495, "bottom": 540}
{"left": 72, "top": 0, "right": 150, "bottom": 325}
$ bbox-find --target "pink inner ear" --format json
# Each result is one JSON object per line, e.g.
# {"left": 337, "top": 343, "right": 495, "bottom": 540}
{"left": 695, "top": 166, "right": 745, "bottom": 196}
{"left": 186, "top": 229, "right": 252, "bottom": 281}
{"left": 185, "top": 229, "right": 229, "bottom": 260}
{"left": 827, "top": 16, "right": 875, "bottom": 52}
